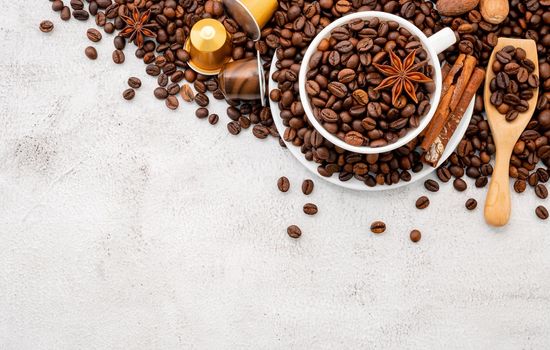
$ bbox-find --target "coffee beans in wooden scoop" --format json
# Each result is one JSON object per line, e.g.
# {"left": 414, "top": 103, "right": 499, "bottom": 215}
{"left": 489, "top": 46, "right": 538, "bottom": 122}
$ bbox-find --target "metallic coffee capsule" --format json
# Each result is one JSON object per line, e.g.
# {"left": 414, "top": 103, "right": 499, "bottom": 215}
{"left": 223, "top": 0, "right": 278, "bottom": 41}
{"left": 185, "top": 18, "right": 232, "bottom": 75}
{"left": 218, "top": 53, "right": 266, "bottom": 106}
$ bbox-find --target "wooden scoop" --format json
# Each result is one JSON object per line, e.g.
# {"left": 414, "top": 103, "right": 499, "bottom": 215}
{"left": 484, "top": 38, "right": 539, "bottom": 226}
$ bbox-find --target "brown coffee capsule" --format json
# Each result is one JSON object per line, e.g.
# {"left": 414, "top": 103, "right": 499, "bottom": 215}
{"left": 218, "top": 52, "right": 267, "bottom": 106}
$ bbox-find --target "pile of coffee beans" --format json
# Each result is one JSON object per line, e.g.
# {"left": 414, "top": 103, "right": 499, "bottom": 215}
{"left": 305, "top": 19, "right": 434, "bottom": 147}
{"left": 489, "top": 45, "right": 538, "bottom": 122}
{"left": 40, "top": 0, "right": 549, "bottom": 222}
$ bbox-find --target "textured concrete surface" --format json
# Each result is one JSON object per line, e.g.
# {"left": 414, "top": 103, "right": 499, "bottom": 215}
{"left": 1, "top": 3, "right": 550, "bottom": 349}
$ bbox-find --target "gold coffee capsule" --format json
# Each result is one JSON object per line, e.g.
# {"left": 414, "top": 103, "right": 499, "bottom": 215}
{"left": 223, "top": 0, "right": 278, "bottom": 41}
{"left": 218, "top": 53, "right": 267, "bottom": 106}
{"left": 185, "top": 18, "right": 232, "bottom": 75}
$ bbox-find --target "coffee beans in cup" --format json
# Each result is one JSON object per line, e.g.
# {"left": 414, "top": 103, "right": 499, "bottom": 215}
{"left": 305, "top": 19, "right": 435, "bottom": 148}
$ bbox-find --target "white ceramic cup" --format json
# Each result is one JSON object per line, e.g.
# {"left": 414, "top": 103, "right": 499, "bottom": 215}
{"left": 298, "top": 11, "right": 457, "bottom": 154}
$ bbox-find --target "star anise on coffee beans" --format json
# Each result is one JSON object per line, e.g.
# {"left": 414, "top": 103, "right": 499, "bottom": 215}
{"left": 373, "top": 49, "right": 432, "bottom": 106}
{"left": 120, "top": 8, "right": 156, "bottom": 48}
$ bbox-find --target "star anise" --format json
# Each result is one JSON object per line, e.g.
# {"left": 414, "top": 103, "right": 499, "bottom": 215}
{"left": 120, "top": 8, "right": 156, "bottom": 48}
{"left": 373, "top": 49, "right": 433, "bottom": 106}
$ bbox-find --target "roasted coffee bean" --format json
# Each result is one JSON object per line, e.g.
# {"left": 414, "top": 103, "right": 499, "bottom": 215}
{"left": 415, "top": 196, "right": 430, "bottom": 209}
{"left": 514, "top": 179, "right": 527, "bottom": 193}
{"left": 252, "top": 125, "right": 269, "bottom": 139}
{"left": 72, "top": 9, "right": 89, "bottom": 20}
{"left": 84, "top": 46, "right": 97, "bottom": 59}
{"left": 424, "top": 179, "right": 439, "bottom": 192}
{"left": 113, "top": 35, "right": 125, "bottom": 50}
{"left": 535, "top": 204, "right": 549, "bottom": 220}
{"left": 86, "top": 28, "right": 101, "bottom": 42}
{"left": 410, "top": 229, "right": 421, "bottom": 243}
{"left": 208, "top": 114, "right": 219, "bottom": 125}
{"left": 277, "top": 176, "right": 290, "bottom": 192}
{"left": 195, "top": 93, "right": 209, "bottom": 107}
{"left": 70, "top": 0, "right": 83, "bottom": 10}
{"left": 127, "top": 77, "right": 141, "bottom": 89}
{"left": 302, "top": 179, "right": 314, "bottom": 195}
{"left": 180, "top": 84, "right": 194, "bottom": 102}
{"left": 166, "top": 83, "right": 180, "bottom": 95}
{"left": 112, "top": 49, "right": 125, "bottom": 64}
{"left": 436, "top": 167, "right": 451, "bottom": 182}
{"left": 303, "top": 203, "right": 318, "bottom": 215}
{"left": 52, "top": 1, "right": 64, "bottom": 11}
{"left": 39, "top": 20, "right": 54, "bottom": 33}
{"left": 165, "top": 95, "right": 179, "bottom": 110}
{"left": 475, "top": 176, "right": 488, "bottom": 188}
{"left": 453, "top": 178, "right": 467, "bottom": 192}
{"left": 535, "top": 184, "right": 548, "bottom": 199}
{"left": 287, "top": 225, "right": 302, "bottom": 238}
{"left": 195, "top": 107, "right": 209, "bottom": 119}
{"left": 465, "top": 198, "right": 477, "bottom": 210}
{"left": 146, "top": 65, "right": 160, "bottom": 76}
{"left": 60, "top": 6, "right": 71, "bottom": 20}
{"left": 154, "top": 87, "right": 168, "bottom": 99}
{"left": 227, "top": 121, "right": 241, "bottom": 135}
{"left": 122, "top": 88, "right": 135, "bottom": 100}
{"left": 370, "top": 221, "right": 386, "bottom": 234}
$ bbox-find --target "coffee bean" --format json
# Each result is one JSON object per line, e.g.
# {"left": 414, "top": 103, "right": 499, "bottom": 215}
{"left": 535, "top": 184, "right": 548, "bottom": 199}
{"left": 436, "top": 167, "right": 451, "bottom": 182}
{"left": 465, "top": 198, "right": 477, "bottom": 210}
{"left": 52, "top": 1, "right": 64, "bottom": 11}
{"left": 453, "top": 178, "right": 467, "bottom": 192}
{"left": 227, "top": 121, "right": 241, "bottom": 135}
{"left": 208, "top": 114, "right": 219, "bottom": 125}
{"left": 195, "top": 107, "right": 209, "bottom": 119}
{"left": 410, "top": 229, "right": 421, "bottom": 243}
{"left": 370, "top": 221, "right": 386, "bottom": 234}
{"left": 128, "top": 77, "right": 141, "bottom": 89}
{"left": 277, "top": 176, "right": 290, "bottom": 192}
{"left": 195, "top": 93, "right": 209, "bottom": 107}
{"left": 60, "top": 6, "right": 71, "bottom": 20}
{"left": 112, "top": 49, "right": 125, "bottom": 64}
{"left": 475, "top": 176, "right": 488, "bottom": 188}
{"left": 165, "top": 96, "right": 179, "bottom": 110}
{"left": 415, "top": 196, "right": 430, "bottom": 209}
{"left": 72, "top": 9, "right": 89, "bottom": 21}
{"left": 287, "top": 225, "right": 302, "bottom": 238}
{"left": 302, "top": 179, "right": 314, "bottom": 195}
{"left": 424, "top": 179, "right": 439, "bottom": 192}
{"left": 86, "top": 28, "right": 102, "bottom": 42}
{"left": 303, "top": 203, "right": 318, "bottom": 215}
{"left": 167, "top": 83, "right": 180, "bottom": 95}
{"left": 84, "top": 46, "right": 97, "bottom": 59}
{"left": 122, "top": 88, "right": 135, "bottom": 100}
{"left": 146, "top": 64, "right": 160, "bottom": 76}
{"left": 39, "top": 20, "right": 54, "bottom": 33}
{"left": 154, "top": 87, "right": 168, "bottom": 99}
{"left": 113, "top": 35, "right": 125, "bottom": 50}
{"left": 180, "top": 84, "right": 194, "bottom": 102}
{"left": 70, "top": 0, "right": 83, "bottom": 10}
{"left": 252, "top": 125, "right": 269, "bottom": 139}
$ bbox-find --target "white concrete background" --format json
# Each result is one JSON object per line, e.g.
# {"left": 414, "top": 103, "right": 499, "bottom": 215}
{"left": 1, "top": 3, "right": 549, "bottom": 349}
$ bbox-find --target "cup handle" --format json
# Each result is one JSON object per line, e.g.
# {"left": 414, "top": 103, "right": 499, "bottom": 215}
{"left": 427, "top": 27, "right": 457, "bottom": 55}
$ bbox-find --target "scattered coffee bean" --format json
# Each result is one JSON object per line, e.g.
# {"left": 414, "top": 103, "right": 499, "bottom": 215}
{"left": 195, "top": 93, "right": 209, "bottom": 107}
{"left": 535, "top": 205, "right": 549, "bottom": 220}
{"left": 302, "top": 179, "right": 314, "bottom": 195}
{"left": 208, "top": 114, "right": 219, "bottom": 125}
{"left": 72, "top": 9, "right": 89, "bottom": 21}
{"left": 277, "top": 176, "right": 290, "bottom": 192}
{"left": 112, "top": 49, "right": 125, "bottom": 64}
{"left": 122, "top": 88, "right": 135, "bottom": 100}
{"left": 127, "top": 77, "right": 141, "bottom": 89}
{"left": 113, "top": 35, "right": 125, "bottom": 50}
{"left": 410, "top": 229, "right": 421, "bottom": 242}
{"left": 60, "top": 6, "right": 71, "bottom": 20}
{"left": 165, "top": 95, "right": 179, "bottom": 110}
{"left": 227, "top": 121, "right": 241, "bottom": 135}
{"left": 287, "top": 225, "right": 302, "bottom": 238}
{"left": 195, "top": 108, "right": 208, "bottom": 119}
{"left": 154, "top": 87, "right": 168, "bottom": 99}
{"left": 252, "top": 125, "right": 270, "bottom": 139}
{"left": 465, "top": 198, "right": 477, "bottom": 210}
{"left": 303, "top": 203, "right": 318, "bottom": 215}
{"left": 52, "top": 0, "right": 64, "bottom": 11}
{"left": 370, "top": 221, "right": 386, "bottom": 234}
{"left": 86, "top": 28, "right": 102, "bottom": 42}
{"left": 424, "top": 179, "right": 439, "bottom": 192}
{"left": 84, "top": 46, "right": 97, "bottom": 60}
{"left": 535, "top": 184, "right": 548, "bottom": 199}
{"left": 514, "top": 179, "right": 527, "bottom": 193}
{"left": 453, "top": 178, "right": 467, "bottom": 192}
{"left": 39, "top": 20, "right": 54, "bottom": 33}
{"left": 180, "top": 84, "right": 194, "bottom": 102}
{"left": 415, "top": 196, "right": 430, "bottom": 209}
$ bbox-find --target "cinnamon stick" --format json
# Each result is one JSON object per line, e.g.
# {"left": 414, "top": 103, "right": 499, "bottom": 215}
{"left": 420, "top": 85, "right": 455, "bottom": 151}
{"left": 449, "top": 55, "right": 477, "bottom": 111}
{"left": 424, "top": 67, "right": 486, "bottom": 167}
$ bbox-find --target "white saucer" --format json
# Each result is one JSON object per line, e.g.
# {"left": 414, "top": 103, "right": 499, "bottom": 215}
{"left": 268, "top": 52, "right": 475, "bottom": 191}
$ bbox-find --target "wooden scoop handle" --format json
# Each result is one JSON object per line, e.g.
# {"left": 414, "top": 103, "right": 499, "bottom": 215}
{"left": 484, "top": 144, "right": 513, "bottom": 226}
